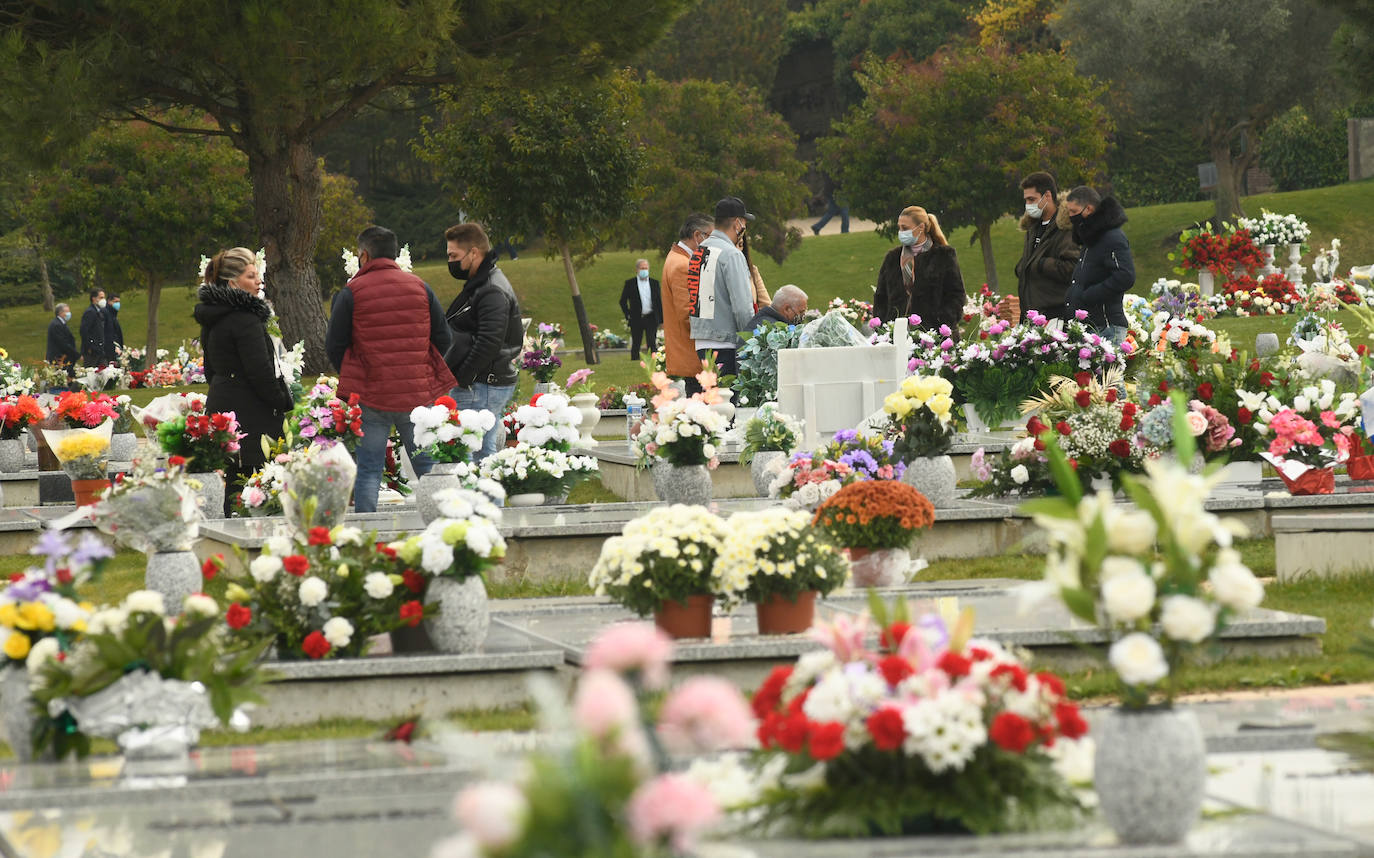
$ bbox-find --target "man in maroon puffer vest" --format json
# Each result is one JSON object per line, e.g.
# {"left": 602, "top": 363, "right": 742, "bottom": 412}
{"left": 326, "top": 225, "right": 456, "bottom": 512}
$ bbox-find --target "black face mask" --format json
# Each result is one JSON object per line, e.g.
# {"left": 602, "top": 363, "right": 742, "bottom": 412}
{"left": 1069, "top": 212, "right": 1087, "bottom": 227}
{"left": 448, "top": 260, "right": 470, "bottom": 281}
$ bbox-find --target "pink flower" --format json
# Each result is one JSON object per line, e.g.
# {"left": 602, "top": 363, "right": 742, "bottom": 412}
{"left": 1321, "top": 410, "right": 1342, "bottom": 429}
{"left": 626, "top": 774, "right": 719, "bottom": 853}
{"left": 650, "top": 371, "right": 671, "bottom": 390}
{"left": 572, "top": 669, "right": 640, "bottom": 739}
{"left": 908, "top": 314, "right": 922, "bottom": 326}
{"left": 644, "top": 442, "right": 659, "bottom": 455}
{"left": 867, "top": 317, "right": 881, "bottom": 329}
{"left": 940, "top": 338, "right": 954, "bottom": 350}
{"left": 657, "top": 676, "right": 756, "bottom": 754}
{"left": 583, "top": 622, "right": 674, "bottom": 689}
{"left": 695, "top": 369, "right": 718, "bottom": 390}
{"left": 810, "top": 612, "right": 871, "bottom": 662}
{"left": 970, "top": 447, "right": 991, "bottom": 481}
{"left": 1075, "top": 309, "right": 1089, "bottom": 321}
{"left": 452, "top": 782, "right": 528, "bottom": 848}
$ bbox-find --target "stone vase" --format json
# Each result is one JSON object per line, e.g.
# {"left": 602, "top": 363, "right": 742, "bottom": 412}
{"left": 1, "top": 666, "right": 48, "bottom": 763}
{"left": 750, "top": 450, "right": 786, "bottom": 497}
{"left": 0, "top": 438, "right": 24, "bottom": 473}
{"left": 422, "top": 576, "right": 490, "bottom": 654}
{"left": 1196, "top": 270, "right": 1215, "bottom": 296}
{"left": 508, "top": 492, "right": 546, "bottom": 507}
{"left": 846, "top": 547, "right": 911, "bottom": 588}
{"left": 1255, "top": 332, "right": 1281, "bottom": 358}
{"left": 24, "top": 428, "right": 37, "bottom": 454}
{"left": 570, "top": 393, "right": 601, "bottom": 447}
{"left": 1261, "top": 243, "right": 1279, "bottom": 275}
{"left": 416, "top": 463, "right": 463, "bottom": 525}
{"left": 190, "top": 472, "right": 225, "bottom": 520}
{"left": 1094, "top": 707, "right": 1206, "bottom": 845}
{"left": 652, "top": 462, "right": 712, "bottom": 506}
{"left": 1288, "top": 242, "right": 1303, "bottom": 265}
{"left": 901, "top": 455, "right": 957, "bottom": 507}
{"left": 146, "top": 550, "right": 202, "bottom": 614}
{"left": 109, "top": 432, "right": 138, "bottom": 462}
{"left": 532, "top": 382, "right": 556, "bottom": 396}
{"left": 708, "top": 389, "right": 736, "bottom": 429}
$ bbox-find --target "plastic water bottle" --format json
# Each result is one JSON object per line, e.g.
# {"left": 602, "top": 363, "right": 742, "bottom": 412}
{"left": 625, "top": 397, "right": 644, "bottom": 449}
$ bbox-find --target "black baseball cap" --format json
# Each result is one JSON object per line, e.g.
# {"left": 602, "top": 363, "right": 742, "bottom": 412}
{"left": 714, "top": 196, "right": 756, "bottom": 222}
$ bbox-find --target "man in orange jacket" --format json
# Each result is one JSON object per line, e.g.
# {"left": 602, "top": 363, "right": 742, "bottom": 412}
{"left": 660, "top": 212, "right": 713, "bottom": 394}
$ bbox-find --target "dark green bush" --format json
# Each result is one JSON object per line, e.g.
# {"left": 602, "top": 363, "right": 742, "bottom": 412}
{"left": 1260, "top": 106, "right": 1347, "bottom": 191}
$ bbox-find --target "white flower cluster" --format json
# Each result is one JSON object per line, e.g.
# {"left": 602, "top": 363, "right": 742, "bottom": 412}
{"left": 713, "top": 508, "right": 834, "bottom": 597}
{"left": 635, "top": 396, "right": 727, "bottom": 463}
{"left": 1149, "top": 312, "right": 1217, "bottom": 348}
{"left": 514, "top": 394, "right": 582, "bottom": 449}
{"left": 1238, "top": 210, "right": 1310, "bottom": 247}
{"left": 411, "top": 404, "right": 494, "bottom": 454}
{"left": 1312, "top": 238, "right": 1342, "bottom": 282}
{"left": 342, "top": 244, "right": 413, "bottom": 278}
{"left": 588, "top": 505, "right": 732, "bottom": 597}
{"left": 479, "top": 442, "right": 597, "bottom": 495}
{"left": 409, "top": 501, "right": 507, "bottom": 577}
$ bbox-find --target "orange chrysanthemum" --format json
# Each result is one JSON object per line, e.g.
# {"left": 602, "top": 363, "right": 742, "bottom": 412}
{"left": 812, "top": 480, "right": 936, "bottom": 533}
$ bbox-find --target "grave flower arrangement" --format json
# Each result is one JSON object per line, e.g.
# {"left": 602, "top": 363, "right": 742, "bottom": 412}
{"left": 391, "top": 486, "right": 506, "bottom": 584}
{"left": 155, "top": 407, "right": 243, "bottom": 472}
{"left": 521, "top": 326, "right": 562, "bottom": 383}
{"left": 1146, "top": 280, "right": 1217, "bottom": 324}
{"left": 967, "top": 435, "right": 1058, "bottom": 498}
{"left": 0, "top": 395, "right": 44, "bottom": 440}
{"left": 716, "top": 507, "right": 848, "bottom": 606}
{"left": 292, "top": 376, "right": 364, "bottom": 450}
{"left": 1220, "top": 272, "right": 1303, "bottom": 316}
{"left": 1019, "top": 369, "right": 1144, "bottom": 486}
{"left": 54, "top": 391, "right": 120, "bottom": 429}
{"left": 1025, "top": 412, "right": 1263, "bottom": 707}
{"left": 740, "top": 402, "right": 803, "bottom": 465}
{"left": 0, "top": 349, "right": 32, "bottom": 396}
{"left": 513, "top": 392, "right": 582, "bottom": 451}
{"left": 410, "top": 396, "right": 493, "bottom": 463}
{"left": 768, "top": 430, "right": 906, "bottom": 510}
{"left": 75, "top": 364, "right": 125, "bottom": 392}
{"left": 588, "top": 505, "right": 736, "bottom": 615}
{"left": 479, "top": 442, "right": 598, "bottom": 498}
{"left": 735, "top": 320, "right": 804, "bottom": 407}
{"left": 28, "top": 589, "right": 269, "bottom": 760}
{"left": 128, "top": 391, "right": 207, "bottom": 432}
{"left": 826, "top": 296, "right": 875, "bottom": 329}
{"left": 89, "top": 457, "right": 199, "bottom": 552}
{"left": 813, "top": 479, "right": 935, "bottom": 552}
{"left": 1168, "top": 223, "right": 1264, "bottom": 276}
{"left": 0, "top": 530, "right": 106, "bottom": 670}
{"left": 1249, "top": 381, "right": 1361, "bottom": 468}
{"left": 565, "top": 368, "right": 595, "bottom": 396}
{"left": 46, "top": 422, "right": 113, "bottom": 480}
{"left": 1136, "top": 398, "right": 1239, "bottom": 463}
{"left": 234, "top": 450, "right": 292, "bottom": 517}
{"left": 883, "top": 374, "right": 956, "bottom": 460}
{"left": 1237, "top": 210, "right": 1311, "bottom": 249}
{"left": 589, "top": 322, "right": 628, "bottom": 349}
{"left": 633, "top": 371, "right": 728, "bottom": 468}
{"left": 228, "top": 522, "right": 429, "bottom": 659}
{"left": 748, "top": 597, "right": 1085, "bottom": 836}
{"left": 595, "top": 383, "right": 656, "bottom": 411}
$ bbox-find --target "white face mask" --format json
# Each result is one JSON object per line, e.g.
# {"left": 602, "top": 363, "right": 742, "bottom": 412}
{"left": 636, "top": 269, "right": 649, "bottom": 280}
{"left": 1025, "top": 201, "right": 1044, "bottom": 219}
{"left": 97, "top": 298, "right": 107, "bottom": 309}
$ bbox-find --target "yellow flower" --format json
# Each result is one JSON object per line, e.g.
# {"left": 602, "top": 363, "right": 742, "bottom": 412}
{"left": 927, "top": 394, "right": 954, "bottom": 420}
{"left": 883, "top": 392, "right": 913, "bottom": 418}
{"left": 18, "top": 602, "right": 56, "bottom": 633}
{"left": 900, "top": 376, "right": 923, "bottom": 399}
{"left": 0, "top": 603, "right": 18, "bottom": 628}
{"left": 225, "top": 583, "right": 251, "bottom": 603}
{"left": 54, "top": 432, "right": 110, "bottom": 461}
{"left": 4, "top": 631, "right": 31, "bottom": 659}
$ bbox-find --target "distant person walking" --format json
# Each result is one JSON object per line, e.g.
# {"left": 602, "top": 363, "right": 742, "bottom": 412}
{"left": 104, "top": 293, "right": 125, "bottom": 363}
{"left": 1014, "top": 172, "right": 1080, "bottom": 322}
{"left": 872, "top": 206, "right": 966, "bottom": 339}
{"left": 662, "top": 213, "right": 712, "bottom": 393}
{"left": 688, "top": 197, "right": 757, "bottom": 377}
{"left": 619, "top": 258, "right": 662, "bottom": 361}
{"left": 79, "top": 289, "right": 106, "bottom": 367}
{"left": 327, "top": 226, "right": 456, "bottom": 512}
{"left": 1065, "top": 186, "right": 1135, "bottom": 346}
{"left": 810, "top": 174, "right": 850, "bottom": 235}
{"left": 46, "top": 303, "right": 79, "bottom": 380}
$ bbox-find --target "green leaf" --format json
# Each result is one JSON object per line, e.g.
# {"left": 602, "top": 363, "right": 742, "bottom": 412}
{"left": 1060, "top": 587, "right": 1099, "bottom": 625}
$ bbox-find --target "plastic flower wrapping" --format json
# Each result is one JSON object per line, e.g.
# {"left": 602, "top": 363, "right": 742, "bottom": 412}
{"left": 411, "top": 396, "right": 494, "bottom": 463}
{"left": 588, "top": 505, "right": 732, "bottom": 615}
{"left": 394, "top": 486, "right": 506, "bottom": 581}
{"left": 798, "top": 309, "right": 871, "bottom": 349}
{"left": 478, "top": 442, "right": 598, "bottom": 498}
{"left": 48, "top": 672, "right": 225, "bottom": 757}
{"left": 89, "top": 457, "right": 200, "bottom": 553}
{"left": 43, "top": 421, "right": 113, "bottom": 480}
{"left": 129, "top": 391, "right": 208, "bottom": 432}
{"left": 280, "top": 442, "right": 357, "bottom": 535}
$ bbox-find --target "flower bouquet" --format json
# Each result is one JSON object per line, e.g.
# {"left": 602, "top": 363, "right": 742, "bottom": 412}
{"left": 410, "top": 396, "right": 494, "bottom": 463}
{"left": 740, "top": 402, "right": 803, "bottom": 465}
{"left": 798, "top": 309, "right": 870, "bottom": 349}
{"left": 54, "top": 391, "right": 119, "bottom": 429}
{"left": 1252, "top": 384, "right": 1360, "bottom": 494}
{"left": 590, "top": 323, "right": 627, "bottom": 349}
{"left": 596, "top": 382, "right": 656, "bottom": 411}
{"left": 0, "top": 395, "right": 44, "bottom": 440}
{"left": 29, "top": 589, "right": 269, "bottom": 760}
{"left": 521, "top": 328, "right": 562, "bottom": 384}
{"left": 0, "top": 349, "right": 33, "bottom": 397}
{"left": 513, "top": 392, "right": 582, "bottom": 451}
{"left": 89, "top": 457, "right": 200, "bottom": 552}
{"left": 1168, "top": 223, "right": 1264, "bottom": 277}
{"left": 392, "top": 486, "right": 507, "bottom": 583}
{"left": 128, "top": 391, "right": 207, "bottom": 432}
{"left": 44, "top": 421, "right": 113, "bottom": 481}
{"left": 0, "top": 533, "right": 104, "bottom": 670}
{"left": 768, "top": 429, "right": 906, "bottom": 511}
{"left": 749, "top": 597, "right": 1085, "bottom": 837}
{"left": 883, "top": 374, "right": 956, "bottom": 460}
{"left": 967, "top": 435, "right": 1058, "bottom": 498}
{"left": 589, "top": 506, "right": 732, "bottom": 636}
{"left": 479, "top": 442, "right": 598, "bottom": 500}
{"left": 234, "top": 451, "right": 291, "bottom": 517}
{"left": 1018, "top": 369, "right": 1143, "bottom": 489}
{"left": 813, "top": 480, "right": 934, "bottom": 587}
{"left": 565, "top": 368, "right": 595, "bottom": 396}
{"left": 155, "top": 405, "right": 243, "bottom": 473}
{"left": 633, "top": 371, "right": 728, "bottom": 469}
{"left": 229, "top": 523, "right": 428, "bottom": 659}
{"left": 1237, "top": 210, "right": 1311, "bottom": 249}
{"left": 1137, "top": 398, "right": 1239, "bottom": 464}
{"left": 292, "top": 376, "right": 364, "bottom": 450}
{"left": 825, "top": 296, "right": 875, "bottom": 330}
{"left": 1220, "top": 272, "right": 1303, "bottom": 315}
{"left": 717, "top": 507, "right": 848, "bottom": 633}
{"left": 279, "top": 442, "right": 357, "bottom": 533}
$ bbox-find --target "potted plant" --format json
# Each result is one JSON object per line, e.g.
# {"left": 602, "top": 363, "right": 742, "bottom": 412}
{"left": 813, "top": 480, "right": 934, "bottom": 587}
{"left": 1025, "top": 402, "right": 1266, "bottom": 844}
{"left": 588, "top": 505, "right": 730, "bottom": 638}
{"left": 43, "top": 421, "right": 114, "bottom": 505}
{"left": 634, "top": 370, "right": 728, "bottom": 506}
{"left": 410, "top": 396, "right": 495, "bottom": 523}
{"left": 1250, "top": 382, "right": 1360, "bottom": 495}
{"left": 717, "top": 507, "right": 848, "bottom": 634}
{"left": 564, "top": 368, "right": 601, "bottom": 445}
{"left": 0, "top": 395, "right": 44, "bottom": 472}
{"left": 479, "top": 442, "right": 597, "bottom": 506}
{"left": 740, "top": 403, "right": 803, "bottom": 496}
{"left": 884, "top": 374, "right": 957, "bottom": 506}
{"left": 521, "top": 326, "right": 562, "bottom": 391}
{"left": 154, "top": 402, "right": 244, "bottom": 517}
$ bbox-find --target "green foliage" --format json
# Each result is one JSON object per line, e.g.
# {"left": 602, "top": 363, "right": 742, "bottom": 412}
{"left": 641, "top": 0, "right": 788, "bottom": 93}
{"left": 1108, "top": 124, "right": 1209, "bottom": 208}
{"left": 1260, "top": 106, "right": 1349, "bottom": 191}
{"left": 624, "top": 76, "right": 807, "bottom": 263}
{"left": 740, "top": 403, "right": 802, "bottom": 464}
{"left": 955, "top": 360, "right": 1067, "bottom": 428}
{"left": 734, "top": 321, "right": 804, "bottom": 407}
{"left": 971, "top": 0, "right": 1062, "bottom": 52}
{"left": 313, "top": 166, "right": 376, "bottom": 299}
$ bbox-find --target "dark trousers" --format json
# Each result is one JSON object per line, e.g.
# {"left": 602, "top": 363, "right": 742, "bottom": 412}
{"left": 696, "top": 347, "right": 738, "bottom": 378}
{"left": 629, "top": 315, "right": 658, "bottom": 360}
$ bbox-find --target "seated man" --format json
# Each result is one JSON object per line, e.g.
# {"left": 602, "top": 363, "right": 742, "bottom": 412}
{"left": 747, "top": 284, "right": 807, "bottom": 330}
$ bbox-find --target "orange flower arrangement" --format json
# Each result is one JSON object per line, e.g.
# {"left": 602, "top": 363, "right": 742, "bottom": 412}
{"left": 813, "top": 479, "right": 935, "bottom": 550}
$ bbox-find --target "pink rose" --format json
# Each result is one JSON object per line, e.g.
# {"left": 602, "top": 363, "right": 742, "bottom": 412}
{"left": 583, "top": 622, "right": 674, "bottom": 689}
{"left": 657, "top": 676, "right": 756, "bottom": 754}
{"left": 626, "top": 774, "right": 719, "bottom": 853}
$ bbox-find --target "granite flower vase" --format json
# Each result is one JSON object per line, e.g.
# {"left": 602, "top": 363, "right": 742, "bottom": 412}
{"left": 1094, "top": 707, "right": 1205, "bottom": 845}
{"left": 750, "top": 451, "right": 786, "bottom": 497}
{"left": 416, "top": 463, "right": 463, "bottom": 525}
{"left": 145, "top": 551, "right": 202, "bottom": 615}
{"left": 423, "top": 576, "right": 490, "bottom": 654}
{"left": 901, "top": 455, "right": 956, "bottom": 508}
{"left": 507, "top": 492, "right": 545, "bottom": 507}
{"left": 652, "top": 462, "right": 712, "bottom": 506}
{"left": 654, "top": 594, "right": 714, "bottom": 639}
{"left": 109, "top": 432, "right": 138, "bottom": 462}
{"left": 189, "top": 472, "right": 225, "bottom": 520}
{"left": 0, "top": 438, "right": 25, "bottom": 473}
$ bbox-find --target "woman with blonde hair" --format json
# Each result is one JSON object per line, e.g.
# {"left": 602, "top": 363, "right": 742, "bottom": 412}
{"left": 872, "top": 206, "right": 966, "bottom": 338}
{"left": 193, "top": 246, "right": 293, "bottom": 516}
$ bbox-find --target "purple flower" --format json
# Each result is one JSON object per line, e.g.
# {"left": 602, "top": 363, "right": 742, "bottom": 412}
{"left": 909, "top": 358, "right": 925, "bottom": 370}
{"left": 6, "top": 575, "right": 52, "bottom": 603}
{"left": 300, "top": 424, "right": 318, "bottom": 438}
{"left": 1078, "top": 347, "right": 1092, "bottom": 360}
{"left": 72, "top": 532, "right": 114, "bottom": 567}
{"left": 538, "top": 323, "right": 554, "bottom": 334}
{"left": 1075, "top": 309, "right": 1089, "bottom": 321}
{"left": 916, "top": 614, "right": 950, "bottom": 650}
{"left": 29, "top": 530, "right": 70, "bottom": 575}
{"left": 1041, "top": 344, "right": 1051, "bottom": 353}
{"left": 833, "top": 429, "right": 858, "bottom": 444}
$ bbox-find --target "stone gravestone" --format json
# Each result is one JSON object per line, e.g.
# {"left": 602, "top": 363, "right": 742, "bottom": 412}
{"left": 776, "top": 318, "right": 909, "bottom": 449}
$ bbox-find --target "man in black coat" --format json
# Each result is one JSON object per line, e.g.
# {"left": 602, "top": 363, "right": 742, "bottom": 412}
{"left": 79, "top": 288, "right": 107, "bottom": 367}
{"left": 103, "top": 293, "right": 125, "bottom": 363}
{"left": 619, "top": 258, "right": 663, "bottom": 360}
{"left": 1065, "top": 187, "right": 1135, "bottom": 346}
{"left": 45, "top": 303, "right": 80, "bottom": 382}
{"left": 1014, "top": 172, "right": 1080, "bottom": 322}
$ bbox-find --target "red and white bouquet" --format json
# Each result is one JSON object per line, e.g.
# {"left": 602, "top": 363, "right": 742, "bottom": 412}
{"left": 410, "top": 395, "right": 495, "bottom": 463}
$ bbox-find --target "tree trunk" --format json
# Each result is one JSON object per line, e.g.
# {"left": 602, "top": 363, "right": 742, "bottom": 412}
{"left": 976, "top": 221, "right": 998, "bottom": 292}
{"left": 33, "top": 241, "right": 53, "bottom": 313}
{"left": 559, "top": 241, "right": 599, "bottom": 365}
{"left": 1211, "top": 139, "right": 1249, "bottom": 223}
{"left": 145, "top": 272, "right": 161, "bottom": 359}
{"left": 248, "top": 140, "right": 329, "bottom": 373}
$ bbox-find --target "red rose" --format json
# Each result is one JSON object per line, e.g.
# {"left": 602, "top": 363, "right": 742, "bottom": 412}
{"left": 937, "top": 651, "right": 971, "bottom": 678}
{"left": 1074, "top": 390, "right": 1092, "bottom": 408}
{"left": 210, "top": 413, "right": 231, "bottom": 432}
{"left": 1147, "top": 394, "right": 1162, "bottom": 407}
{"left": 866, "top": 707, "right": 907, "bottom": 751}
{"left": 1158, "top": 381, "right": 1170, "bottom": 393}
{"left": 307, "top": 526, "right": 332, "bottom": 546}
{"left": 1036, "top": 671, "right": 1066, "bottom": 698}
{"left": 169, "top": 455, "right": 186, "bottom": 466}
{"left": 1025, "top": 416, "right": 1046, "bottom": 436}
{"left": 880, "top": 621, "right": 911, "bottom": 652}
{"left": 808, "top": 721, "right": 846, "bottom": 761}
{"left": 1122, "top": 402, "right": 1137, "bottom": 416}
{"left": 878, "top": 654, "right": 915, "bottom": 687}
{"left": 1260, "top": 372, "right": 1275, "bottom": 387}
{"left": 399, "top": 600, "right": 424, "bottom": 627}
{"left": 1359, "top": 344, "right": 1369, "bottom": 357}
{"left": 990, "top": 711, "right": 1036, "bottom": 753}
{"left": 1197, "top": 382, "right": 1214, "bottom": 401}
{"left": 282, "top": 555, "right": 310, "bottom": 576}
{"left": 201, "top": 555, "right": 222, "bottom": 580}
{"left": 301, "top": 631, "right": 331, "bottom": 659}
{"left": 1074, "top": 371, "right": 1091, "bottom": 388}
{"left": 752, "top": 665, "right": 794, "bottom": 719}
{"left": 1237, "top": 407, "right": 1252, "bottom": 424}
{"left": 1033, "top": 438, "right": 1046, "bottom": 451}
{"left": 1109, "top": 439, "right": 1131, "bottom": 458}
{"left": 1055, "top": 702, "right": 1089, "bottom": 739}
{"left": 348, "top": 393, "right": 360, "bottom": 406}
{"left": 776, "top": 710, "right": 810, "bottom": 753}
{"left": 1068, "top": 457, "right": 1079, "bottom": 470}
{"left": 1055, "top": 421, "right": 1072, "bottom": 436}
{"left": 226, "top": 603, "right": 253, "bottom": 630}
{"left": 402, "top": 569, "right": 426, "bottom": 594}
{"left": 1105, "top": 388, "right": 1118, "bottom": 403}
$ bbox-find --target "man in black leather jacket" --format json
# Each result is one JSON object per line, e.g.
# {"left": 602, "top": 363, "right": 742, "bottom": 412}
{"left": 442, "top": 222, "right": 525, "bottom": 460}
{"left": 1065, "top": 186, "right": 1135, "bottom": 347}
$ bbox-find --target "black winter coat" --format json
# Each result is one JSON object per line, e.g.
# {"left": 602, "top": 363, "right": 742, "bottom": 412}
{"left": 80, "top": 305, "right": 105, "bottom": 367}
{"left": 444, "top": 255, "right": 523, "bottom": 387}
{"left": 103, "top": 307, "right": 125, "bottom": 362}
{"left": 1067, "top": 196, "right": 1135, "bottom": 329}
{"left": 1014, "top": 198, "right": 1080, "bottom": 321}
{"left": 873, "top": 244, "right": 966, "bottom": 339}
{"left": 193, "top": 284, "right": 292, "bottom": 440}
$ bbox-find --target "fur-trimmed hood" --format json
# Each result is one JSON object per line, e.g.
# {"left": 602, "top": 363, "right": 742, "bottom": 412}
{"left": 1018, "top": 192, "right": 1074, "bottom": 232}
{"left": 1071, "top": 195, "right": 1128, "bottom": 246}
{"left": 193, "top": 283, "right": 272, "bottom": 326}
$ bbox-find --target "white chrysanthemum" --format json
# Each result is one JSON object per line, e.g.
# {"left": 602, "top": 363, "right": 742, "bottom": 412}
{"left": 322, "top": 616, "right": 354, "bottom": 648}
{"left": 86, "top": 607, "right": 128, "bottom": 636}
{"left": 124, "top": 590, "right": 165, "bottom": 616}
{"left": 1159, "top": 595, "right": 1216, "bottom": 643}
{"left": 1109, "top": 633, "right": 1169, "bottom": 686}
{"left": 25, "top": 636, "right": 60, "bottom": 674}
{"left": 364, "top": 572, "right": 395, "bottom": 599}
{"left": 298, "top": 576, "right": 328, "bottom": 607}
{"left": 1208, "top": 550, "right": 1264, "bottom": 611}
{"left": 1101, "top": 568, "right": 1156, "bottom": 623}
{"left": 802, "top": 669, "right": 855, "bottom": 725}
{"left": 182, "top": 594, "right": 218, "bottom": 617}
{"left": 250, "top": 554, "right": 282, "bottom": 583}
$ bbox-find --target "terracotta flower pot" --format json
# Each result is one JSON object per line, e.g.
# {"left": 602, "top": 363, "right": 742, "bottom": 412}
{"left": 654, "top": 594, "right": 714, "bottom": 639}
{"left": 755, "top": 590, "right": 817, "bottom": 635}
{"left": 70, "top": 478, "right": 111, "bottom": 507}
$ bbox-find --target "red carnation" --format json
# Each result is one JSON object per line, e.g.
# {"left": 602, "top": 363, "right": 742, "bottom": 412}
{"left": 990, "top": 711, "right": 1036, "bottom": 753}
{"left": 307, "top": 526, "right": 332, "bottom": 546}
{"left": 226, "top": 603, "right": 253, "bottom": 630}
{"left": 757, "top": 712, "right": 782, "bottom": 749}
{"left": 1074, "top": 390, "right": 1092, "bottom": 408}
{"left": 210, "top": 413, "right": 232, "bottom": 432}
{"left": 776, "top": 710, "right": 810, "bottom": 753}
{"left": 399, "top": 600, "right": 424, "bottom": 627}
{"left": 435, "top": 395, "right": 457, "bottom": 409}
{"left": 1036, "top": 671, "right": 1066, "bottom": 698}
{"left": 402, "top": 569, "right": 426, "bottom": 594}
{"left": 1055, "top": 702, "right": 1089, "bottom": 739}
{"left": 752, "top": 665, "right": 793, "bottom": 718}
{"left": 1359, "top": 344, "right": 1369, "bottom": 357}
{"left": 968, "top": 646, "right": 993, "bottom": 661}
{"left": 1109, "top": 439, "right": 1131, "bottom": 458}
{"left": 169, "top": 455, "right": 186, "bottom": 466}
{"left": 1260, "top": 372, "right": 1276, "bottom": 387}
{"left": 937, "top": 651, "right": 971, "bottom": 678}
{"left": 991, "top": 662, "right": 1029, "bottom": 692}
{"left": 201, "top": 555, "right": 222, "bottom": 580}
{"left": 1105, "top": 388, "right": 1118, "bottom": 403}
{"left": 282, "top": 555, "right": 310, "bottom": 576}
{"left": 1147, "top": 394, "right": 1162, "bottom": 407}
{"left": 1055, "top": 421, "right": 1072, "bottom": 436}
{"left": 1158, "top": 381, "right": 1170, "bottom": 393}
{"left": 808, "top": 721, "right": 846, "bottom": 761}
{"left": 55, "top": 567, "right": 73, "bottom": 585}
{"left": 1197, "top": 382, "right": 1214, "bottom": 401}
{"left": 301, "top": 631, "right": 331, "bottom": 659}
{"left": 1122, "top": 402, "right": 1137, "bottom": 416}
{"left": 376, "top": 542, "right": 397, "bottom": 559}
{"left": 1074, "top": 371, "right": 1091, "bottom": 388}
{"left": 1237, "top": 407, "right": 1252, "bottom": 424}
{"left": 866, "top": 707, "right": 907, "bottom": 751}
{"left": 878, "top": 654, "right": 915, "bottom": 687}
{"left": 880, "top": 621, "right": 911, "bottom": 652}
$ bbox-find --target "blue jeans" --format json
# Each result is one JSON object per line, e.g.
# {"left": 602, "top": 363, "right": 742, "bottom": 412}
{"left": 1095, "top": 324, "right": 1129, "bottom": 347}
{"left": 354, "top": 404, "right": 434, "bottom": 513}
{"left": 452, "top": 382, "right": 517, "bottom": 461}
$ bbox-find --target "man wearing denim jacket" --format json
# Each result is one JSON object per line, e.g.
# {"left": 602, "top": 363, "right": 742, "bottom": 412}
{"left": 687, "top": 196, "right": 757, "bottom": 377}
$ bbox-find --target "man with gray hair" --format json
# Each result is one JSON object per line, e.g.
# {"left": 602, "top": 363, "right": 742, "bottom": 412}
{"left": 619, "top": 257, "right": 662, "bottom": 361}
{"left": 45, "top": 302, "right": 79, "bottom": 383}
{"left": 663, "top": 213, "right": 713, "bottom": 392}
{"left": 748, "top": 284, "right": 808, "bottom": 330}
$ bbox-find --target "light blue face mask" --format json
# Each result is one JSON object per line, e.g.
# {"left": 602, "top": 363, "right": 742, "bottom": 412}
{"left": 111, "top": 301, "right": 121, "bottom": 311}
{"left": 897, "top": 229, "right": 918, "bottom": 246}
{"left": 636, "top": 269, "right": 649, "bottom": 280}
